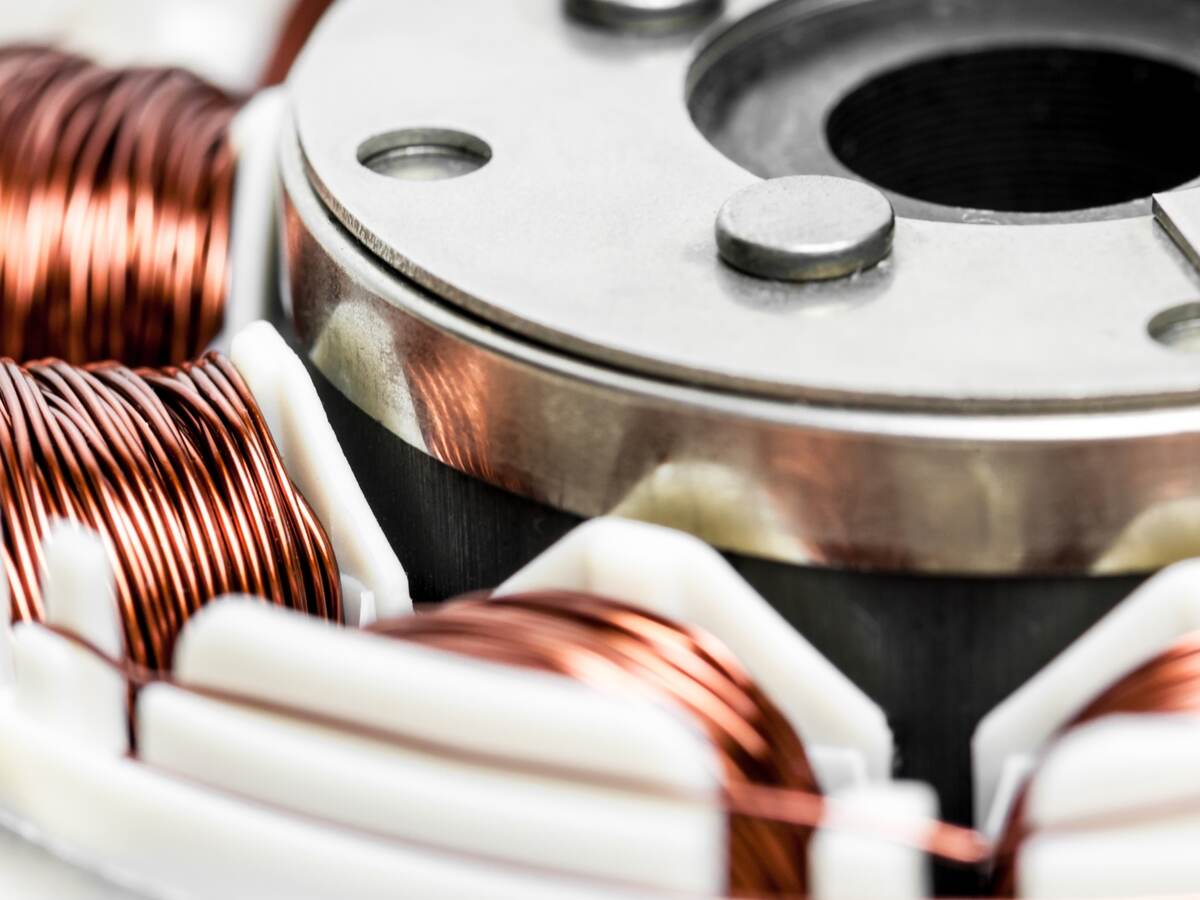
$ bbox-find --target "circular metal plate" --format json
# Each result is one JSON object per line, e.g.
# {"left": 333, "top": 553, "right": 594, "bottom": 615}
{"left": 293, "top": 0, "right": 1200, "bottom": 412}
{"left": 284, "top": 127, "right": 1200, "bottom": 576}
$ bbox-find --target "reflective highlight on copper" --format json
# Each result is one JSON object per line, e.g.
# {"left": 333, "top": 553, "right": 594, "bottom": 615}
{"left": 0, "top": 351, "right": 342, "bottom": 669}
{"left": 260, "top": 0, "right": 338, "bottom": 87}
{"left": 0, "top": 46, "right": 236, "bottom": 365}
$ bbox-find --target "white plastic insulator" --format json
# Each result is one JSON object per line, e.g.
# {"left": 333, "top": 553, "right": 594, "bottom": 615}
{"left": 137, "top": 683, "right": 725, "bottom": 894}
{"left": 1028, "top": 714, "right": 1200, "bottom": 829}
{"left": 809, "top": 782, "right": 935, "bottom": 900}
{"left": 1019, "top": 820, "right": 1200, "bottom": 898}
{"left": 1009, "top": 714, "right": 1200, "bottom": 896}
{"left": 173, "top": 598, "right": 720, "bottom": 797}
{"left": 13, "top": 523, "right": 127, "bottom": 754}
{"left": 40, "top": 523, "right": 122, "bottom": 658}
{"left": 973, "top": 559, "right": 1200, "bottom": 831}
{"left": 211, "top": 88, "right": 289, "bottom": 356}
{"left": 230, "top": 321, "right": 410, "bottom": 617}
{"left": 498, "top": 517, "right": 893, "bottom": 785}
{"left": 0, "top": 700, "right": 677, "bottom": 900}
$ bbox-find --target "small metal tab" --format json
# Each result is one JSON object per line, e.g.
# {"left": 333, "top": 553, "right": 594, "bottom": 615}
{"left": 1154, "top": 187, "right": 1200, "bottom": 272}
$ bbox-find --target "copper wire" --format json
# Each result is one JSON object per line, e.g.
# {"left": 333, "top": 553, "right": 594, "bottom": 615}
{"left": 0, "top": 15, "right": 1016, "bottom": 897}
{"left": 370, "top": 590, "right": 991, "bottom": 897}
{"left": 260, "top": 0, "right": 338, "bottom": 87}
{"left": 0, "top": 46, "right": 237, "bottom": 366}
{"left": 27, "top": 584, "right": 991, "bottom": 895}
{"left": 993, "top": 631, "right": 1200, "bottom": 893}
{"left": 37, "top": 616, "right": 983, "bottom": 900}
{"left": 0, "top": 350, "right": 342, "bottom": 669}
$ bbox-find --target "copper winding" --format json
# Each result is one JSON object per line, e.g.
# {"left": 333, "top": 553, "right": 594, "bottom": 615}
{"left": 0, "top": 7, "right": 1021, "bottom": 896}
{"left": 373, "top": 590, "right": 813, "bottom": 895}
{"left": 993, "top": 631, "right": 1200, "bottom": 893}
{"left": 260, "top": 0, "right": 338, "bottom": 87}
{"left": 371, "top": 590, "right": 991, "bottom": 896}
{"left": 0, "top": 350, "right": 342, "bottom": 669}
{"left": 28, "top": 586, "right": 992, "bottom": 895}
{"left": 0, "top": 46, "right": 237, "bottom": 366}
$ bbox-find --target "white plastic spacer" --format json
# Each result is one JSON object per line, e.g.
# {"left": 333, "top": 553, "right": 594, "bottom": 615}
{"left": 230, "top": 320, "right": 410, "bottom": 618}
{"left": 137, "top": 680, "right": 724, "bottom": 893}
{"left": 166, "top": 596, "right": 728, "bottom": 891}
{"left": 974, "top": 559, "right": 1200, "bottom": 835}
{"left": 212, "top": 86, "right": 289, "bottom": 354}
{"left": 12, "top": 523, "right": 127, "bottom": 754}
{"left": 173, "top": 598, "right": 719, "bottom": 795}
{"left": 809, "top": 781, "right": 936, "bottom": 900}
{"left": 0, "top": 699, "right": 677, "bottom": 900}
{"left": 497, "top": 516, "right": 893, "bottom": 788}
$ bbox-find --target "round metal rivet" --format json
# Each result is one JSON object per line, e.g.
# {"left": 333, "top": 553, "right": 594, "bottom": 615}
{"left": 565, "top": 0, "right": 722, "bottom": 32}
{"left": 715, "top": 176, "right": 895, "bottom": 282}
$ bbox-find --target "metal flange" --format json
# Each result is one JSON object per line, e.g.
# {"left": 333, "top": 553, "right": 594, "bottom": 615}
{"left": 285, "top": 0, "right": 1200, "bottom": 575}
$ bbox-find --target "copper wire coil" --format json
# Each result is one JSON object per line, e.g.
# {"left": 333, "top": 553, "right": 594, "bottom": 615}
{"left": 372, "top": 591, "right": 991, "bottom": 895}
{"left": 23, "top": 584, "right": 991, "bottom": 894}
{"left": 38, "top": 604, "right": 987, "bottom": 898}
{"left": 993, "top": 631, "right": 1200, "bottom": 893}
{"left": 372, "top": 590, "right": 820, "bottom": 896}
{"left": 0, "top": 46, "right": 237, "bottom": 366}
{"left": 0, "top": 350, "right": 342, "bottom": 669}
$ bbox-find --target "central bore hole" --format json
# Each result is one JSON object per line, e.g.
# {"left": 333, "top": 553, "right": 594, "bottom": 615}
{"left": 826, "top": 47, "right": 1200, "bottom": 213}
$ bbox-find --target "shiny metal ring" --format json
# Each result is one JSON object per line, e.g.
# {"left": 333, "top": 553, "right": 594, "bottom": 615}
{"left": 285, "top": 0, "right": 1200, "bottom": 575}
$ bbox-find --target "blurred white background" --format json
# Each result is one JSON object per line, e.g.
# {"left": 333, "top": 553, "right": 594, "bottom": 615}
{"left": 0, "top": 0, "right": 297, "bottom": 92}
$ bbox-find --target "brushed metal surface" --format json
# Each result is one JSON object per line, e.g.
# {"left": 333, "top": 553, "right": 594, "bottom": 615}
{"left": 283, "top": 129, "right": 1200, "bottom": 575}
{"left": 292, "top": 0, "right": 1200, "bottom": 410}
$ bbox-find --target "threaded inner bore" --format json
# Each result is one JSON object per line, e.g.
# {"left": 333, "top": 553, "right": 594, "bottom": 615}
{"left": 825, "top": 47, "right": 1200, "bottom": 213}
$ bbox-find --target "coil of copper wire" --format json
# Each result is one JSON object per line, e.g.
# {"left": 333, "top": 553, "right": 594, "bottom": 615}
{"left": 370, "top": 590, "right": 991, "bottom": 897}
{"left": 0, "top": 350, "right": 342, "bottom": 669}
{"left": 0, "top": 46, "right": 238, "bottom": 366}
{"left": 372, "top": 590, "right": 815, "bottom": 896}
{"left": 992, "top": 632, "right": 1200, "bottom": 894}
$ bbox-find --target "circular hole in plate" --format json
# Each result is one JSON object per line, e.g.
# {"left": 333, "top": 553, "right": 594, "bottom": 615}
{"left": 1149, "top": 302, "right": 1200, "bottom": 352}
{"left": 825, "top": 47, "right": 1200, "bottom": 214}
{"left": 358, "top": 129, "right": 491, "bottom": 181}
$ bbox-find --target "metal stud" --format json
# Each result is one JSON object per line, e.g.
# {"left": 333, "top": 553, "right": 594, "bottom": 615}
{"left": 716, "top": 176, "right": 895, "bottom": 282}
{"left": 565, "top": 0, "right": 722, "bottom": 33}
